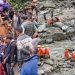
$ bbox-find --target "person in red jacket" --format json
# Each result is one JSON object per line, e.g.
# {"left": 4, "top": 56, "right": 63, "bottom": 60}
{"left": 0, "top": 54, "right": 5, "bottom": 75}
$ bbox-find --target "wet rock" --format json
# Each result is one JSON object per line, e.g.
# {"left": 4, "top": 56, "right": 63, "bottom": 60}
{"left": 38, "top": 33, "right": 43, "bottom": 38}
{"left": 48, "top": 27, "right": 63, "bottom": 35}
{"left": 64, "top": 21, "right": 74, "bottom": 27}
{"left": 71, "top": 37, "right": 75, "bottom": 41}
{"left": 42, "top": 64, "right": 52, "bottom": 72}
{"left": 39, "top": 39, "right": 46, "bottom": 44}
{"left": 72, "top": 1, "right": 75, "bottom": 6}
{"left": 59, "top": 62, "right": 65, "bottom": 66}
{"left": 44, "top": 72, "right": 51, "bottom": 75}
{"left": 62, "top": 25, "right": 68, "bottom": 32}
{"left": 73, "top": 24, "right": 75, "bottom": 29}
{"left": 66, "top": 31, "right": 74, "bottom": 40}
{"left": 38, "top": 12, "right": 45, "bottom": 23}
{"left": 41, "top": 33, "right": 49, "bottom": 38}
{"left": 62, "top": 68, "right": 70, "bottom": 71}
{"left": 70, "top": 20, "right": 75, "bottom": 26}
{"left": 38, "top": 24, "right": 46, "bottom": 32}
{"left": 38, "top": 69, "right": 44, "bottom": 75}
{"left": 67, "top": 27, "right": 75, "bottom": 32}
{"left": 42, "top": 1, "right": 56, "bottom": 8}
{"left": 46, "top": 38, "right": 54, "bottom": 44}
{"left": 52, "top": 33, "right": 66, "bottom": 41}
{"left": 44, "top": 59, "right": 54, "bottom": 66}
{"left": 54, "top": 22, "right": 64, "bottom": 29}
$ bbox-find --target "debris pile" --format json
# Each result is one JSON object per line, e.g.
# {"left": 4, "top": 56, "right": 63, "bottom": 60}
{"left": 38, "top": 0, "right": 75, "bottom": 75}
{"left": 38, "top": 0, "right": 75, "bottom": 44}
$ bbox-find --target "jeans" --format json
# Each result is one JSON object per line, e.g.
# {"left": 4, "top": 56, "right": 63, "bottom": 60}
{"left": 6, "top": 63, "right": 14, "bottom": 75}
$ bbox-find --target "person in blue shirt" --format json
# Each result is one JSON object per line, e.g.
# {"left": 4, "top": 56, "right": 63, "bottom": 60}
{"left": 3, "top": 35, "right": 15, "bottom": 75}
{"left": 20, "top": 39, "right": 39, "bottom": 75}
{"left": 20, "top": 55, "right": 38, "bottom": 75}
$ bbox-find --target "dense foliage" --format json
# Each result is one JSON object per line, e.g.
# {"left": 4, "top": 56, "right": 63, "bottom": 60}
{"left": 8, "top": 0, "right": 31, "bottom": 10}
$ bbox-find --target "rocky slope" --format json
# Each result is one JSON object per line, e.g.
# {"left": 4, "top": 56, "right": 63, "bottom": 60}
{"left": 38, "top": 0, "right": 75, "bottom": 75}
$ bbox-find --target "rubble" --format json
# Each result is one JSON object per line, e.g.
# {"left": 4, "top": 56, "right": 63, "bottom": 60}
{"left": 38, "top": 41, "right": 75, "bottom": 75}
{"left": 38, "top": 6, "right": 75, "bottom": 43}
{"left": 52, "top": 33, "right": 66, "bottom": 41}
{"left": 46, "top": 38, "right": 54, "bottom": 44}
{"left": 38, "top": 0, "right": 75, "bottom": 75}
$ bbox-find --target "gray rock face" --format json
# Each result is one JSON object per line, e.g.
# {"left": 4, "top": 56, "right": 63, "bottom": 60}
{"left": 52, "top": 33, "right": 66, "bottom": 41}
{"left": 38, "top": 26, "right": 65, "bottom": 43}
{"left": 39, "top": 39, "right": 46, "bottom": 44}
{"left": 67, "top": 27, "right": 75, "bottom": 32}
{"left": 46, "top": 38, "right": 54, "bottom": 44}
{"left": 54, "top": 22, "right": 64, "bottom": 29}
{"left": 66, "top": 31, "right": 75, "bottom": 40}
{"left": 37, "top": 1, "right": 75, "bottom": 75}
{"left": 48, "top": 27, "right": 63, "bottom": 34}
{"left": 61, "top": 25, "right": 68, "bottom": 32}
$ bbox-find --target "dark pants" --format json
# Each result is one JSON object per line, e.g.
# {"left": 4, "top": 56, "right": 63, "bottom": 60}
{"left": 6, "top": 63, "right": 14, "bottom": 75}
{"left": 3, "top": 64, "right": 7, "bottom": 75}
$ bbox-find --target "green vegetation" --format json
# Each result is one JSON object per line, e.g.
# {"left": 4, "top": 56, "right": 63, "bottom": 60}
{"left": 8, "top": 0, "right": 31, "bottom": 10}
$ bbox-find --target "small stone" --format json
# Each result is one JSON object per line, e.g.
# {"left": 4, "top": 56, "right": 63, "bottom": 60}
{"left": 38, "top": 69, "right": 44, "bottom": 75}
{"left": 62, "top": 25, "right": 68, "bottom": 32}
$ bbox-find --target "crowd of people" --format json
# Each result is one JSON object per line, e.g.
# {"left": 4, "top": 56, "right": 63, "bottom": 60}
{"left": 0, "top": 0, "right": 40, "bottom": 75}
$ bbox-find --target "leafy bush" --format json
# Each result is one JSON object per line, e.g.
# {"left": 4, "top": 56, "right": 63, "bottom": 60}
{"left": 8, "top": 0, "right": 31, "bottom": 10}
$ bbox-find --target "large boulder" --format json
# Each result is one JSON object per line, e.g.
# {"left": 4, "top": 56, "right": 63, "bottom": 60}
{"left": 47, "top": 27, "right": 63, "bottom": 35}
{"left": 54, "top": 22, "right": 64, "bottom": 29}
{"left": 39, "top": 39, "right": 46, "bottom": 44}
{"left": 37, "top": 24, "right": 46, "bottom": 32}
{"left": 52, "top": 33, "right": 66, "bottom": 41}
